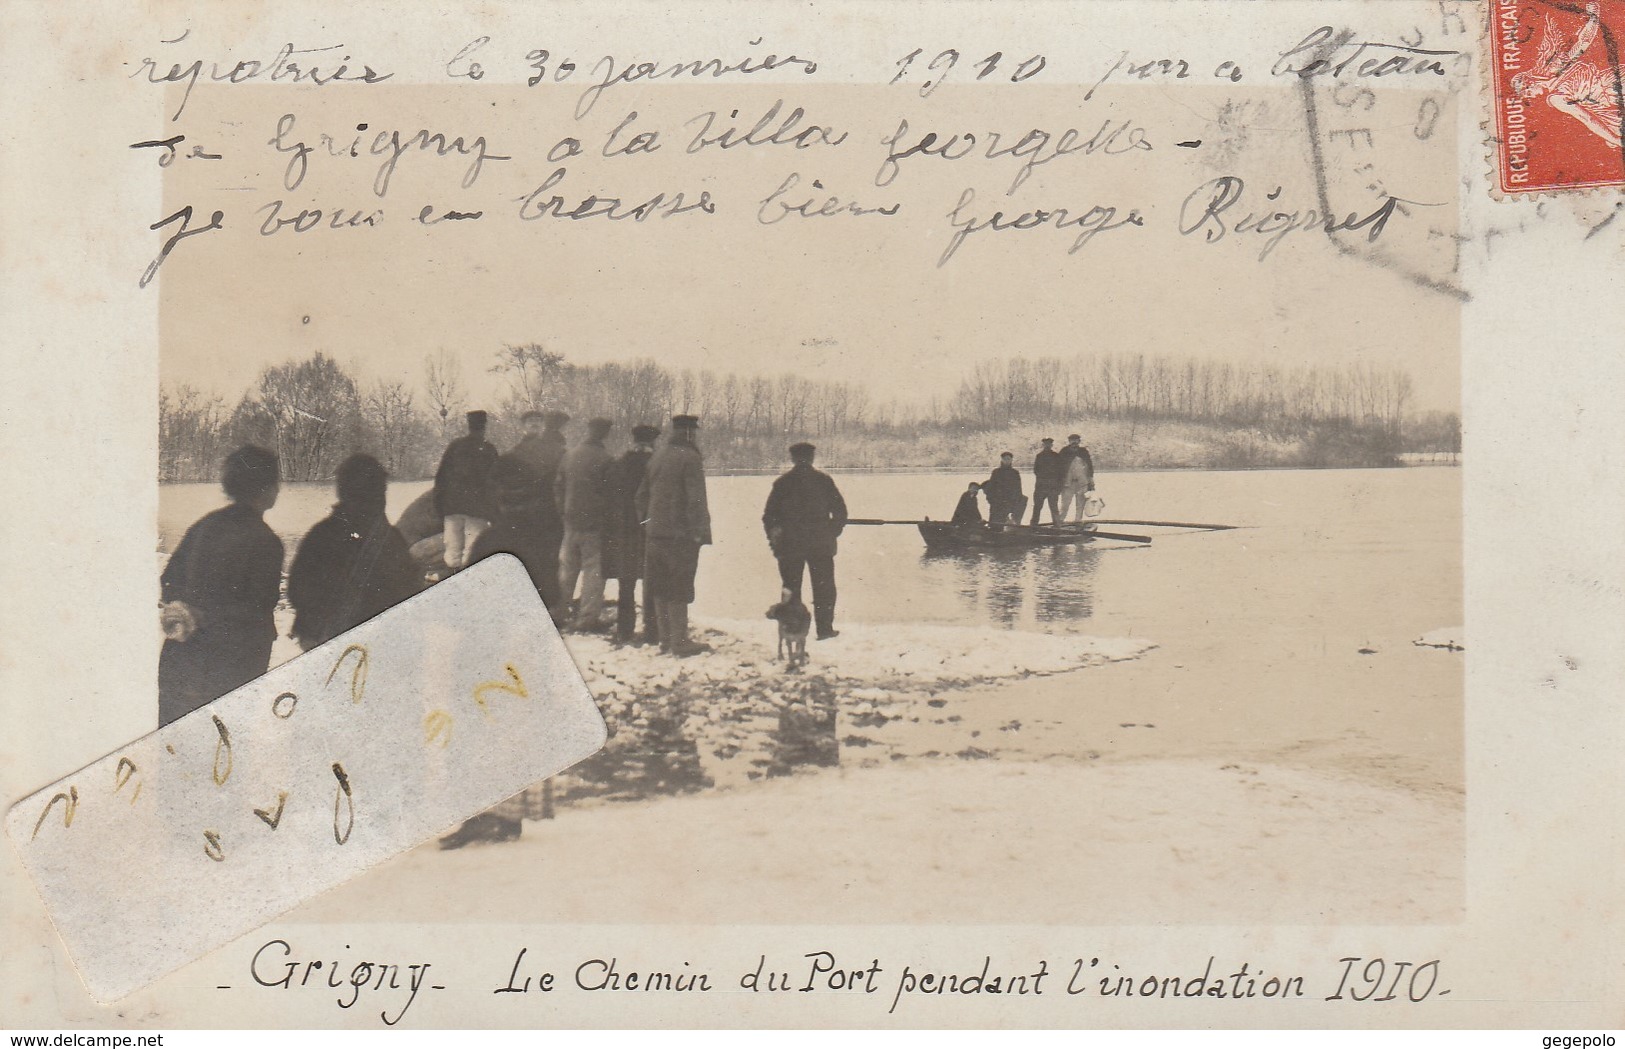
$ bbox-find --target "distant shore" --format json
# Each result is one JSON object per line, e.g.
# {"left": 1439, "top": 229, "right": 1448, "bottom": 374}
{"left": 158, "top": 456, "right": 1462, "bottom": 485}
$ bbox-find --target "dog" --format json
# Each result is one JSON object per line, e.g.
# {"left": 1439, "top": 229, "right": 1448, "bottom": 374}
{"left": 765, "top": 588, "right": 811, "bottom": 670}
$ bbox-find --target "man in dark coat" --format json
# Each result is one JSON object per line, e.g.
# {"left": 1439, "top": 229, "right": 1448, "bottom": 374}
{"left": 509, "top": 409, "right": 569, "bottom": 489}
{"left": 982, "top": 451, "right": 1024, "bottom": 530}
{"left": 287, "top": 454, "right": 421, "bottom": 651}
{"left": 763, "top": 442, "right": 849, "bottom": 640}
{"left": 433, "top": 409, "right": 499, "bottom": 570}
{"left": 469, "top": 454, "right": 563, "bottom": 609}
{"left": 951, "top": 482, "right": 985, "bottom": 527}
{"left": 1029, "top": 437, "right": 1065, "bottom": 526}
{"left": 506, "top": 409, "right": 569, "bottom": 617}
{"left": 158, "top": 445, "right": 283, "bottom": 728}
{"left": 555, "top": 417, "right": 616, "bottom": 631}
{"left": 608, "top": 423, "right": 660, "bottom": 644}
{"left": 636, "top": 414, "right": 711, "bottom": 657}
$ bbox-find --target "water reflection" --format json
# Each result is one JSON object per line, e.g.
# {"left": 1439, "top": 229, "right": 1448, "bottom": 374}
{"left": 926, "top": 545, "right": 1099, "bottom": 626}
{"left": 556, "top": 676, "right": 845, "bottom": 807}
{"left": 1034, "top": 547, "right": 1099, "bottom": 622}
{"left": 765, "top": 691, "right": 839, "bottom": 777}
{"left": 556, "top": 708, "right": 712, "bottom": 803}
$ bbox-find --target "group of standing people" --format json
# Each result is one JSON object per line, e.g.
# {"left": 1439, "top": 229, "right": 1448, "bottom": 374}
{"left": 156, "top": 418, "right": 1079, "bottom": 851}
{"left": 431, "top": 408, "right": 714, "bottom": 657}
{"left": 155, "top": 410, "right": 721, "bottom": 730}
{"left": 952, "top": 434, "right": 1095, "bottom": 529}
{"left": 154, "top": 413, "right": 909, "bottom": 738}
{"left": 158, "top": 446, "right": 430, "bottom": 729}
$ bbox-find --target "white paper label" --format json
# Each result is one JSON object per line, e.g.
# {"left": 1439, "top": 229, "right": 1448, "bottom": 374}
{"left": 7, "top": 554, "right": 606, "bottom": 1002}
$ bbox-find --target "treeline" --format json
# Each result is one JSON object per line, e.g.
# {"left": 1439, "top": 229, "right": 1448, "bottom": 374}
{"left": 159, "top": 346, "right": 1459, "bottom": 482}
{"left": 947, "top": 354, "right": 1456, "bottom": 470}
{"left": 951, "top": 354, "right": 1416, "bottom": 434}
{"left": 161, "top": 355, "right": 449, "bottom": 483}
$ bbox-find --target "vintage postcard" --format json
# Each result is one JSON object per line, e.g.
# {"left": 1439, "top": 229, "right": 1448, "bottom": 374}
{"left": 1, "top": 0, "right": 1621, "bottom": 1031}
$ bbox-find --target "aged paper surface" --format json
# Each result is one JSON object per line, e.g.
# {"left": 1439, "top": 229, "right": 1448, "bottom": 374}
{"left": 1, "top": 0, "right": 1621, "bottom": 1030}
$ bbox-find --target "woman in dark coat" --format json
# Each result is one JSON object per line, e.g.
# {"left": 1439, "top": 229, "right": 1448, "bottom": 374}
{"left": 287, "top": 454, "right": 422, "bottom": 652}
{"left": 158, "top": 445, "right": 284, "bottom": 728}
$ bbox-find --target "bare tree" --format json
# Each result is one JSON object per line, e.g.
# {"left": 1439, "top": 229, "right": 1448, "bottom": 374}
{"left": 620, "top": 359, "right": 672, "bottom": 425}
{"left": 747, "top": 376, "right": 774, "bottom": 432}
{"left": 775, "top": 374, "right": 812, "bottom": 435}
{"left": 491, "top": 343, "right": 568, "bottom": 410}
{"left": 718, "top": 373, "right": 743, "bottom": 431}
{"left": 159, "top": 383, "right": 230, "bottom": 482}
{"left": 423, "top": 350, "right": 465, "bottom": 439}
{"left": 363, "top": 379, "right": 419, "bottom": 474}
{"left": 677, "top": 369, "right": 700, "bottom": 414}
{"left": 253, "top": 353, "right": 364, "bottom": 481}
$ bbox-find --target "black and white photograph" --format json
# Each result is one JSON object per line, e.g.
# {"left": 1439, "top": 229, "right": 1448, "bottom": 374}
{"left": 150, "top": 72, "right": 1465, "bottom": 924}
{"left": 2, "top": 0, "right": 1622, "bottom": 1033}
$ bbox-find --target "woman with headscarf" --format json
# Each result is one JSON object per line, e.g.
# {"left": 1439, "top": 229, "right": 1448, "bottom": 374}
{"left": 158, "top": 445, "right": 284, "bottom": 728}
{"left": 287, "top": 453, "right": 422, "bottom": 652}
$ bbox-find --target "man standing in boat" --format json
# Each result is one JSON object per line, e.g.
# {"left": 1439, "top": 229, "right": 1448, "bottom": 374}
{"left": 763, "top": 442, "right": 849, "bottom": 641}
{"left": 982, "top": 451, "right": 1025, "bottom": 530}
{"left": 1057, "top": 433, "right": 1096, "bottom": 522}
{"left": 1029, "top": 437, "right": 1065, "bottom": 526}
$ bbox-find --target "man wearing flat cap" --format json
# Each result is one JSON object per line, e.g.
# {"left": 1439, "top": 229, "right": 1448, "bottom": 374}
{"left": 636, "top": 414, "right": 711, "bottom": 656}
{"left": 1057, "top": 433, "right": 1096, "bottom": 523}
{"left": 555, "top": 417, "right": 616, "bottom": 631}
{"left": 432, "top": 409, "right": 499, "bottom": 570}
{"left": 1029, "top": 436, "right": 1065, "bottom": 526}
{"left": 608, "top": 423, "right": 661, "bottom": 644}
{"left": 762, "top": 442, "right": 848, "bottom": 640}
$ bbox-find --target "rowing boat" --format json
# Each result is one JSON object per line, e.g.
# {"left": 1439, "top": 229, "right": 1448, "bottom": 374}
{"left": 917, "top": 521, "right": 1116, "bottom": 551}
{"left": 848, "top": 516, "right": 1211, "bottom": 549}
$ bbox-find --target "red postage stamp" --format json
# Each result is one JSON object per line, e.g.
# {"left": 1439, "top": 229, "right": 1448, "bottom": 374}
{"left": 1490, "top": 0, "right": 1625, "bottom": 193}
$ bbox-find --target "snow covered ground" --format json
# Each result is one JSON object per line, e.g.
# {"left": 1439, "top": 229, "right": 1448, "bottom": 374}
{"left": 556, "top": 619, "right": 1157, "bottom": 799}
{"left": 297, "top": 756, "right": 1463, "bottom": 926}
{"left": 157, "top": 555, "right": 1462, "bottom": 929}
{"left": 572, "top": 617, "right": 1155, "bottom": 696}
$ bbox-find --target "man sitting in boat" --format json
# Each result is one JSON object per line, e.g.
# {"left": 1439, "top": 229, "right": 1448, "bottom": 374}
{"left": 951, "top": 482, "right": 985, "bottom": 527}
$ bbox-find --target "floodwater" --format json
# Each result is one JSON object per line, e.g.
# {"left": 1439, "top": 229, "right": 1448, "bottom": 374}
{"left": 159, "top": 465, "right": 1461, "bottom": 645}
{"left": 159, "top": 467, "right": 1461, "bottom": 805}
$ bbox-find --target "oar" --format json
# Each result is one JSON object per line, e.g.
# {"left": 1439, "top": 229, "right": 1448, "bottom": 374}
{"left": 1025, "top": 526, "right": 1152, "bottom": 543}
{"left": 1082, "top": 529, "right": 1152, "bottom": 544}
{"left": 852, "top": 516, "right": 1229, "bottom": 533}
{"left": 849, "top": 518, "right": 1152, "bottom": 544}
{"left": 1089, "top": 518, "right": 1238, "bottom": 531}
